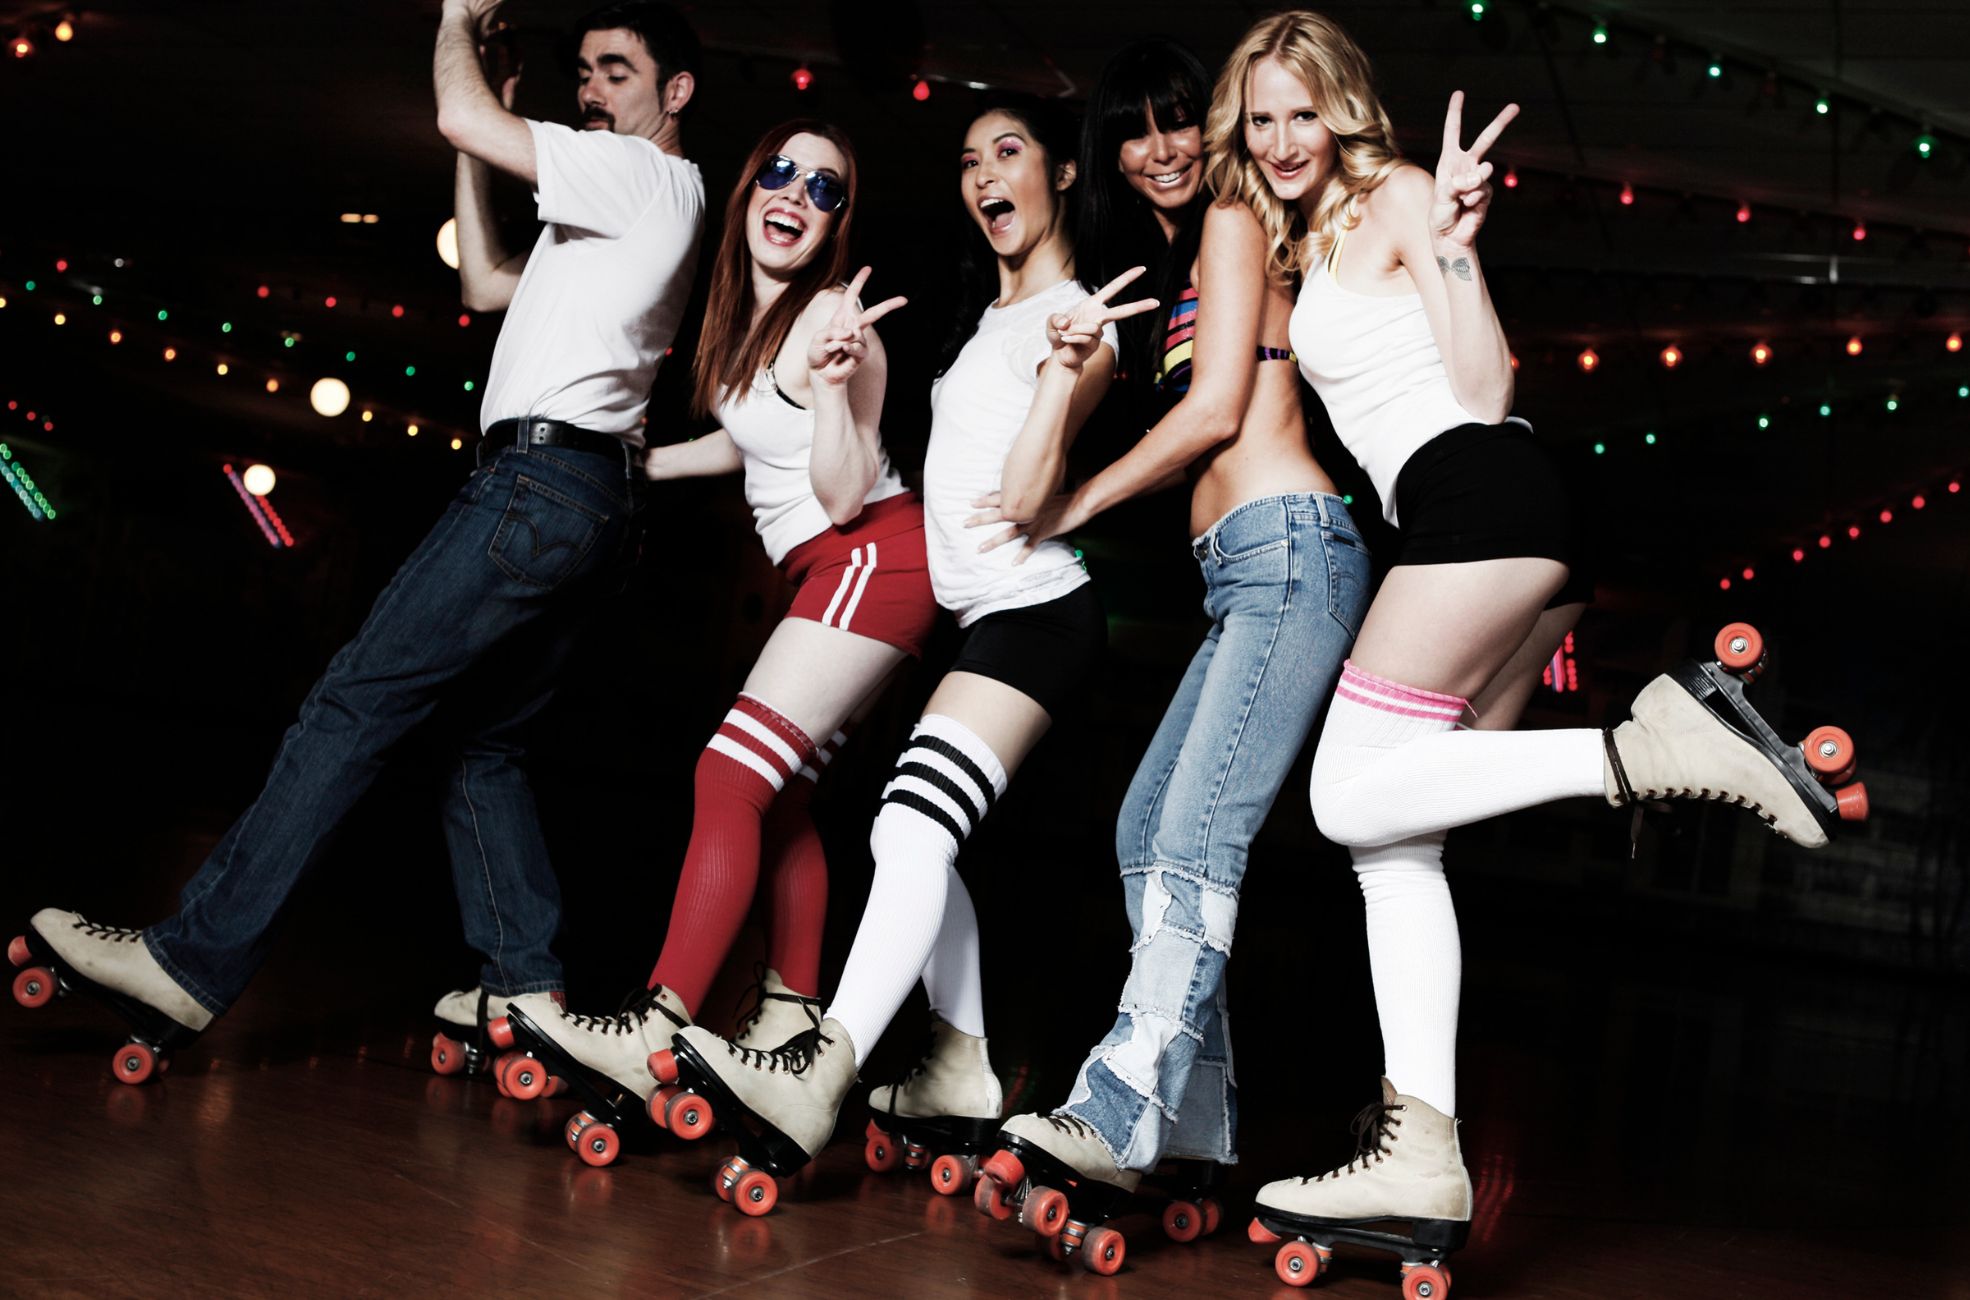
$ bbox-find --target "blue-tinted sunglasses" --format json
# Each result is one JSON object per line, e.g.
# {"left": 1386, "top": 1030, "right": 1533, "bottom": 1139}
{"left": 752, "top": 154, "right": 848, "bottom": 213}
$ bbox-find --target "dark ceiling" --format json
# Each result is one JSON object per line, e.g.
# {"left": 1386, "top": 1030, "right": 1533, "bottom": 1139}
{"left": 3, "top": 0, "right": 1968, "bottom": 595}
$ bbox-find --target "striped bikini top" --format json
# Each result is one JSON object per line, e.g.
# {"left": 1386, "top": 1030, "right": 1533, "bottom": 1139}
{"left": 1153, "top": 284, "right": 1296, "bottom": 393}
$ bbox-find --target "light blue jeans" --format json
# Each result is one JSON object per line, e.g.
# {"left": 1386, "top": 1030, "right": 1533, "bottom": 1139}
{"left": 1059, "top": 493, "right": 1369, "bottom": 1170}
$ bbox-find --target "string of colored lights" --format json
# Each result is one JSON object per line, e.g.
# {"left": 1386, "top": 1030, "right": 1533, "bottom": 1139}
{"left": 1581, "top": 376, "right": 1970, "bottom": 457}
{"left": 1463, "top": 0, "right": 1967, "bottom": 173}
{"left": 1717, "top": 472, "right": 1965, "bottom": 594}
{"left": 0, "top": 442, "right": 54, "bottom": 521}
{"left": 223, "top": 464, "right": 286, "bottom": 549}
{"left": 1542, "top": 631, "right": 1581, "bottom": 695}
{"left": 255, "top": 489, "right": 297, "bottom": 548}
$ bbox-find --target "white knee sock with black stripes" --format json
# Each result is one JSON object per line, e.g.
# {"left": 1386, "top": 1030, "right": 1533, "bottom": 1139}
{"left": 824, "top": 714, "right": 1007, "bottom": 1067}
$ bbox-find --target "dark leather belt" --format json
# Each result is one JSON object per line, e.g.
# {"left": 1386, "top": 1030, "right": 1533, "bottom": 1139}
{"left": 479, "top": 417, "right": 630, "bottom": 466}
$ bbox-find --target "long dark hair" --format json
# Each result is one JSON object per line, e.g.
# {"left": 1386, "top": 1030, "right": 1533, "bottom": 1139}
{"left": 1077, "top": 37, "right": 1214, "bottom": 384}
{"left": 691, "top": 120, "right": 860, "bottom": 418}
{"left": 938, "top": 92, "right": 1087, "bottom": 376}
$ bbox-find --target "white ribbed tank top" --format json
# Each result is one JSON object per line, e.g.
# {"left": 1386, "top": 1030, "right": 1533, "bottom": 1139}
{"left": 1289, "top": 231, "right": 1493, "bottom": 526}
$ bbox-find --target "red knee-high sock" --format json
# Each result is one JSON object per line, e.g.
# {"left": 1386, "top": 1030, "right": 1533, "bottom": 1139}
{"left": 759, "top": 727, "right": 847, "bottom": 996}
{"left": 649, "top": 695, "right": 818, "bottom": 1013}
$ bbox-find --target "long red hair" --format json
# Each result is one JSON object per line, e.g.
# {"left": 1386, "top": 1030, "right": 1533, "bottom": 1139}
{"left": 690, "top": 120, "right": 860, "bottom": 417}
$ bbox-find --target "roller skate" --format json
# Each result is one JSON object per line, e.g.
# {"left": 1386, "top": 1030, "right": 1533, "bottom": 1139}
{"left": 648, "top": 1019, "right": 859, "bottom": 1217}
{"left": 1144, "top": 1158, "right": 1228, "bottom": 1245}
{"left": 1248, "top": 1079, "right": 1466, "bottom": 1297}
{"left": 1604, "top": 621, "right": 1868, "bottom": 850}
{"left": 973, "top": 1113, "right": 1141, "bottom": 1275}
{"left": 495, "top": 984, "right": 690, "bottom": 1167}
{"left": 730, "top": 965, "right": 822, "bottom": 1049}
{"left": 9, "top": 909, "right": 212, "bottom": 1085}
{"left": 431, "top": 986, "right": 566, "bottom": 1087}
{"left": 863, "top": 1017, "right": 1003, "bottom": 1196}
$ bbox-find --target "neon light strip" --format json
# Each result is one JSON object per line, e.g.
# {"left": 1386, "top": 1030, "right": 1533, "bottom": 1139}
{"left": 256, "top": 491, "right": 297, "bottom": 547}
{"left": 0, "top": 443, "right": 54, "bottom": 520}
{"left": 223, "top": 465, "right": 285, "bottom": 548}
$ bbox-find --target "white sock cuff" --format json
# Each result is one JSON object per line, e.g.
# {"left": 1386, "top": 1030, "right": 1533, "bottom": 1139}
{"left": 913, "top": 714, "right": 1008, "bottom": 795}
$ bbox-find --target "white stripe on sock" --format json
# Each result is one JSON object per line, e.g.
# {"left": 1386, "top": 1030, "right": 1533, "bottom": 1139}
{"left": 724, "top": 710, "right": 802, "bottom": 772}
{"left": 708, "top": 734, "right": 788, "bottom": 789}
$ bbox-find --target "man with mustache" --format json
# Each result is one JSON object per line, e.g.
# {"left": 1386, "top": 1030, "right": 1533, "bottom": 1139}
{"left": 14, "top": 0, "right": 705, "bottom": 1085}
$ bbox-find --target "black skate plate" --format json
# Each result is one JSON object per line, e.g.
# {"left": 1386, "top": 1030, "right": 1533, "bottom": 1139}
{"left": 667, "top": 1033, "right": 817, "bottom": 1179}
{"left": 18, "top": 926, "right": 203, "bottom": 1054}
{"left": 867, "top": 1105, "right": 1000, "bottom": 1156}
{"left": 1671, "top": 659, "right": 1843, "bottom": 836}
{"left": 1255, "top": 1204, "right": 1469, "bottom": 1259}
{"left": 502, "top": 1005, "right": 644, "bottom": 1133}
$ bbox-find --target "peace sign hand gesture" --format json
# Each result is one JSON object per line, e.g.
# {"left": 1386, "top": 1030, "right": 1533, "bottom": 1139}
{"left": 1045, "top": 266, "right": 1160, "bottom": 372}
{"left": 1431, "top": 91, "right": 1518, "bottom": 251}
{"left": 808, "top": 266, "right": 909, "bottom": 388}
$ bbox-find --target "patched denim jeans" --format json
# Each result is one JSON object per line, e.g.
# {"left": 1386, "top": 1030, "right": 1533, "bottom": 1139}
{"left": 145, "top": 442, "right": 645, "bottom": 1015}
{"left": 1059, "top": 493, "right": 1369, "bottom": 1170}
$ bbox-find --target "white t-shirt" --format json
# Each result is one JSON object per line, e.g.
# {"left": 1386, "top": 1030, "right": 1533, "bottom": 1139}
{"left": 924, "top": 279, "right": 1116, "bottom": 626}
{"left": 479, "top": 120, "right": 706, "bottom": 445}
{"left": 718, "top": 366, "right": 908, "bottom": 566}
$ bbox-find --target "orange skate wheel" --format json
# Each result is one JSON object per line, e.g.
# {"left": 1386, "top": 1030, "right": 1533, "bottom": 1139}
{"left": 1802, "top": 726, "right": 1855, "bottom": 779}
{"left": 930, "top": 1153, "right": 973, "bottom": 1196}
{"left": 973, "top": 1175, "right": 1014, "bottom": 1221}
{"left": 504, "top": 1057, "right": 548, "bottom": 1101}
{"left": 486, "top": 1015, "right": 515, "bottom": 1050}
{"left": 566, "top": 1111, "right": 593, "bottom": 1151}
{"left": 733, "top": 1169, "right": 778, "bottom": 1217}
{"left": 865, "top": 1117, "right": 886, "bottom": 1141}
{"left": 1200, "top": 1197, "right": 1223, "bottom": 1236}
{"left": 981, "top": 1149, "right": 1025, "bottom": 1189}
{"left": 1402, "top": 1262, "right": 1452, "bottom": 1299}
{"left": 864, "top": 1134, "right": 901, "bottom": 1172}
{"left": 431, "top": 1033, "right": 466, "bottom": 1076}
{"left": 7, "top": 934, "right": 29, "bottom": 967}
{"left": 544, "top": 1074, "right": 569, "bottom": 1098}
{"left": 112, "top": 1041, "right": 157, "bottom": 1085}
{"left": 649, "top": 1048, "right": 680, "bottom": 1084}
{"left": 1162, "top": 1199, "right": 1203, "bottom": 1243}
{"left": 1714, "top": 622, "right": 1764, "bottom": 672}
{"left": 1275, "top": 1240, "right": 1324, "bottom": 1287}
{"left": 1835, "top": 782, "right": 1869, "bottom": 822}
{"left": 665, "top": 1089, "right": 715, "bottom": 1140}
{"left": 1080, "top": 1226, "right": 1125, "bottom": 1276}
{"left": 575, "top": 1121, "right": 620, "bottom": 1168}
{"left": 12, "top": 965, "right": 56, "bottom": 1009}
{"left": 1248, "top": 1218, "right": 1282, "bottom": 1245}
{"left": 1045, "top": 1233, "right": 1070, "bottom": 1264}
{"left": 648, "top": 1084, "right": 680, "bottom": 1127}
{"left": 1022, "top": 1186, "right": 1069, "bottom": 1238}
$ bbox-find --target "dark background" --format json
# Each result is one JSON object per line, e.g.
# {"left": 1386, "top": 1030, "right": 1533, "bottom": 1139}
{"left": 2, "top": 0, "right": 1966, "bottom": 1257}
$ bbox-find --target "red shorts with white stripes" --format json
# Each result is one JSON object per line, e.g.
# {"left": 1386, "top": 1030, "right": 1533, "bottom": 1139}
{"left": 780, "top": 492, "right": 938, "bottom": 658}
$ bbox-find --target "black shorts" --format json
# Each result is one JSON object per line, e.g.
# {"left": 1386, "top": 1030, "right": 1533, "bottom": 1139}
{"left": 948, "top": 582, "right": 1107, "bottom": 719}
{"left": 1392, "top": 422, "right": 1595, "bottom": 609}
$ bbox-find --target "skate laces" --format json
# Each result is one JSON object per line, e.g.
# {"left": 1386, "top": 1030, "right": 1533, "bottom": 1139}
{"left": 1602, "top": 729, "right": 1775, "bottom": 859}
{"left": 73, "top": 917, "right": 143, "bottom": 943}
{"left": 565, "top": 985, "right": 686, "bottom": 1036}
{"left": 1043, "top": 1113, "right": 1101, "bottom": 1143}
{"left": 1302, "top": 1100, "right": 1405, "bottom": 1181}
{"left": 726, "top": 1023, "right": 833, "bottom": 1075}
{"left": 731, "top": 963, "right": 822, "bottom": 1044}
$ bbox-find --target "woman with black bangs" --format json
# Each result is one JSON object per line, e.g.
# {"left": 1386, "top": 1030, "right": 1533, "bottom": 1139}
{"left": 964, "top": 38, "right": 1371, "bottom": 1243}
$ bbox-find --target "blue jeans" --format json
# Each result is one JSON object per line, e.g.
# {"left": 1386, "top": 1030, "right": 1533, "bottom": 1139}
{"left": 1059, "top": 493, "right": 1369, "bottom": 1169}
{"left": 145, "top": 443, "right": 646, "bottom": 1015}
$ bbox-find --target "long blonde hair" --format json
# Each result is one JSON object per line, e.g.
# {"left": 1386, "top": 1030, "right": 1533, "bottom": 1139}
{"left": 1203, "top": 11, "right": 1404, "bottom": 279}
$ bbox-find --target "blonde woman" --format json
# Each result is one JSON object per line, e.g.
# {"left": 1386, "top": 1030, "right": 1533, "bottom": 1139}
{"left": 1213, "top": 11, "right": 1863, "bottom": 1292}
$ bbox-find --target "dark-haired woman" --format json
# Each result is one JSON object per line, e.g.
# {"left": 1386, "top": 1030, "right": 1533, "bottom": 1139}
{"left": 963, "top": 37, "right": 1371, "bottom": 1240}
{"left": 655, "top": 97, "right": 1156, "bottom": 1206}
{"left": 515, "top": 120, "right": 938, "bottom": 1108}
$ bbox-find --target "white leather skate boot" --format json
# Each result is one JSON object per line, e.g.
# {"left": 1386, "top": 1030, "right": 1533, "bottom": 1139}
{"left": 864, "top": 1018, "right": 1004, "bottom": 1191}
{"left": 1254, "top": 1079, "right": 1470, "bottom": 1225}
{"left": 519, "top": 984, "right": 691, "bottom": 1101}
{"left": 666, "top": 1019, "right": 860, "bottom": 1163}
{"left": 1603, "top": 631, "right": 1869, "bottom": 849}
{"left": 30, "top": 909, "right": 212, "bottom": 1032}
{"left": 731, "top": 967, "right": 822, "bottom": 1049}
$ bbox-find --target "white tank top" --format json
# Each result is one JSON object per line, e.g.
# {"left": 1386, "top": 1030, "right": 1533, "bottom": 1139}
{"left": 717, "top": 365, "right": 907, "bottom": 566}
{"left": 1289, "top": 230, "right": 1506, "bottom": 526}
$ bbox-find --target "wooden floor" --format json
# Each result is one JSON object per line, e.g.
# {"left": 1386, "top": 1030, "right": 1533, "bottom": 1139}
{"left": 6, "top": 986, "right": 1965, "bottom": 1300}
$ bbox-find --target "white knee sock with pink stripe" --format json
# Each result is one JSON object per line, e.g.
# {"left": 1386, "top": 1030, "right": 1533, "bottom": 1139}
{"left": 1309, "top": 661, "right": 1603, "bottom": 1117}
{"left": 1309, "top": 661, "right": 1605, "bottom": 848}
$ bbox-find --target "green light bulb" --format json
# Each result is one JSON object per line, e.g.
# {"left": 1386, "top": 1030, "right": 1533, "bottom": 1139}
{"left": 222, "top": 322, "right": 233, "bottom": 333}
{"left": 345, "top": 350, "right": 357, "bottom": 363}
{"left": 1818, "top": 403, "right": 1832, "bottom": 417}
{"left": 1757, "top": 415, "right": 1770, "bottom": 429}
{"left": 1592, "top": 24, "right": 1608, "bottom": 45}
{"left": 404, "top": 365, "right": 417, "bottom": 377}
{"left": 156, "top": 309, "right": 168, "bottom": 321}
{"left": 1707, "top": 62, "right": 1723, "bottom": 78}
{"left": 1644, "top": 432, "right": 1657, "bottom": 445}
{"left": 1593, "top": 442, "right": 1606, "bottom": 455}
